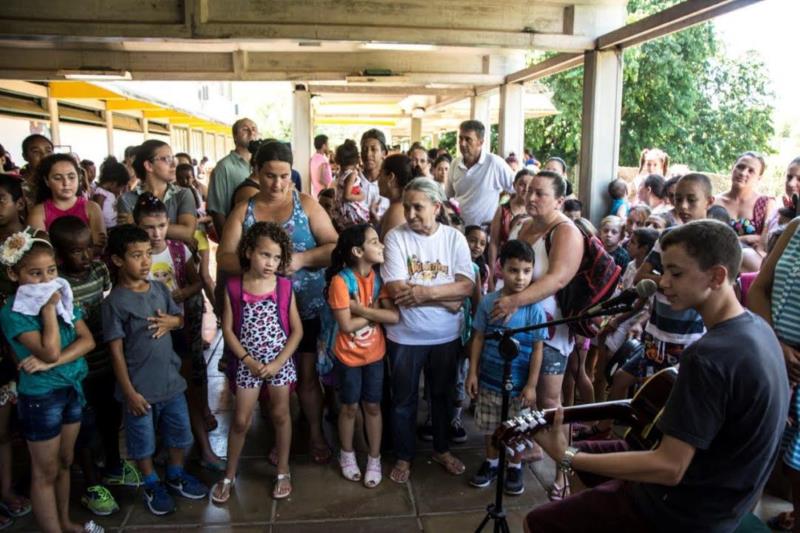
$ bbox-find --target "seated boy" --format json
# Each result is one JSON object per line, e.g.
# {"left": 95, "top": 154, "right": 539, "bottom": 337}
{"left": 101, "top": 225, "right": 208, "bottom": 516}
{"left": 466, "top": 240, "right": 547, "bottom": 496}
{"left": 525, "top": 220, "right": 789, "bottom": 532}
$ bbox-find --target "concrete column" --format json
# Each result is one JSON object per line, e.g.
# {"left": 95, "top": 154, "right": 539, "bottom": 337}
{"left": 292, "top": 84, "right": 312, "bottom": 192}
{"left": 142, "top": 118, "right": 149, "bottom": 141}
{"left": 410, "top": 117, "right": 422, "bottom": 144}
{"left": 201, "top": 130, "right": 208, "bottom": 158}
{"left": 578, "top": 49, "right": 623, "bottom": 225}
{"left": 46, "top": 95, "right": 61, "bottom": 146}
{"left": 498, "top": 83, "right": 524, "bottom": 159}
{"left": 105, "top": 108, "right": 115, "bottom": 158}
{"left": 469, "top": 94, "right": 490, "bottom": 131}
{"left": 432, "top": 132, "right": 440, "bottom": 148}
{"left": 167, "top": 123, "right": 174, "bottom": 148}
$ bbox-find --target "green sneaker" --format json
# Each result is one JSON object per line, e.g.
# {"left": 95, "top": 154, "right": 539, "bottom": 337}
{"left": 103, "top": 460, "right": 142, "bottom": 487}
{"left": 81, "top": 485, "right": 119, "bottom": 516}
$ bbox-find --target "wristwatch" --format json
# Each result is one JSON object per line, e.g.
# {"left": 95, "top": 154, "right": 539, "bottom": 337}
{"left": 559, "top": 446, "right": 579, "bottom": 473}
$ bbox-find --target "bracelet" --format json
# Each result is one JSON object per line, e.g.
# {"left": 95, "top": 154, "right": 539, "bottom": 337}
{"left": 240, "top": 353, "right": 250, "bottom": 362}
{"left": 558, "top": 446, "right": 579, "bottom": 473}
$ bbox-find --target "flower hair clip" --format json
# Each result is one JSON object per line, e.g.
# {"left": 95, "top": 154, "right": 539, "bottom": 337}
{"left": 0, "top": 228, "right": 51, "bottom": 267}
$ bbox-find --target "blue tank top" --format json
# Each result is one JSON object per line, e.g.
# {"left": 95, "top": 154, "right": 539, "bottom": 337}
{"left": 243, "top": 191, "right": 326, "bottom": 319}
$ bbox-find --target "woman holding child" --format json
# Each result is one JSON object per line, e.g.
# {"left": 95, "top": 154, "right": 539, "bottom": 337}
{"left": 490, "top": 170, "right": 583, "bottom": 495}
{"left": 218, "top": 141, "right": 338, "bottom": 464}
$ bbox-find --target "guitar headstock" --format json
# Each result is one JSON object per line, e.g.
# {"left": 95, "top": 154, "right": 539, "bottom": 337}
{"left": 491, "top": 408, "right": 547, "bottom": 451}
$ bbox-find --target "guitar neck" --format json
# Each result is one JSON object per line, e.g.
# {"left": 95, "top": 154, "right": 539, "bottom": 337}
{"left": 543, "top": 399, "right": 633, "bottom": 426}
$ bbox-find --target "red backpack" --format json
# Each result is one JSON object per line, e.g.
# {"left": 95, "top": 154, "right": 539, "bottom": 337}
{"left": 545, "top": 221, "right": 621, "bottom": 338}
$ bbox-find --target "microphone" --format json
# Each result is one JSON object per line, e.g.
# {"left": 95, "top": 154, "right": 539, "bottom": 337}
{"left": 586, "top": 279, "right": 658, "bottom": 314}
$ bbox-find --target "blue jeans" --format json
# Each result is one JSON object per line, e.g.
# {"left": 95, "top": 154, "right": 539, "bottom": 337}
{"left": 388, "top": 338, "right": 460, "bottom": 461}
{"left": 17, "top": 386, "right": 82, "bottom": 442}
{"left": 124, "top": 393, "right": 193, "bottom": 460}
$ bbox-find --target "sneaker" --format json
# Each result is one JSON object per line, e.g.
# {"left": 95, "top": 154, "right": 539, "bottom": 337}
{"left": 83, "top": 520, "right": 105, "bottom": 533}
{"left": 103, "top": 459, "right": 142, "bottom": 487}
{"left": 81, "top": 485, "right": 119, "bottom": 516}
{"left": 166, "top": 470, "right": 209, "bottom": 500}
{"left": 143, "top": 483, "right": 176, "bottom": 516}
{"left": 418, "top": 421, "right": 434, "bottom": 442}
{"left": 504, "top": 466, "right": 525, "bottom": 495}
{"left": 449, "top": 418, "right": 468, "bottom": 443}
{"left": 469, "top": 461, "right": 498, "bottom": 488}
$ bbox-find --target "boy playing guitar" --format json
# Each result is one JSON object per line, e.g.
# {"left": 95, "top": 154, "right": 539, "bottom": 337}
{"left": 525, "top": 221, "right": 789, "bottom": 533}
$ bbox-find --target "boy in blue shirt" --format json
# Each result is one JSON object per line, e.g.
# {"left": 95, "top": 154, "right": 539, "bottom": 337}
{"left": 466, "top": 240, "right": 548, "bottom": 496}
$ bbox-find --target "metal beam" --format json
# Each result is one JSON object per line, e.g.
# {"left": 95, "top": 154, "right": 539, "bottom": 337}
{"left": 505, "top": 53, "right": 583, "bottom": 85}
{"left": 308, "top": 85, "right": 473, "bottom": 97}
{"left": 47, "top": 81, "right": 127, "bottom": 100}
{"left": 597, "top": 0, "right": 764, "bottom": 50}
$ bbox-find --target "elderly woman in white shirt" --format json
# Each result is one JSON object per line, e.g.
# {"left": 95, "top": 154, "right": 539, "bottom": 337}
{"left": 381, "top": 177, "right": 474, "bottom": 484}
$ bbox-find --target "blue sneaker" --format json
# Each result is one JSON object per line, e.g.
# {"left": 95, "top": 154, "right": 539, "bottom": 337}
{"left": 166, "top": 470, "right": 208, "bottom": 500}
{"left": 143, "top": 483, "right": 176, "bottom": 516}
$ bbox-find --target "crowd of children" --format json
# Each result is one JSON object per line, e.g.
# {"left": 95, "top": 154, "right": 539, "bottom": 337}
{"left": 0, "top": 129, "right": 798, "bottom": 532}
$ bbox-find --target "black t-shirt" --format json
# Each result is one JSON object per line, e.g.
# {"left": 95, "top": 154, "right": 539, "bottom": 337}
{"left": 632, "top": 311, "right": 789, "bottom": 533}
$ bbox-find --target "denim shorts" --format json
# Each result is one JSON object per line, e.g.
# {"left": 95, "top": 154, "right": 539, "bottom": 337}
{"left": 541, "top": 344, "right": 567, "bottom": 375}
{"left": 335, "top": 358, "right": 384, "bottom": 405}
{"left": 124, "top": 392, "right": 193, "bottom": 460}
{"left": 17, "top": 386, "right": 83, "bottom": 442}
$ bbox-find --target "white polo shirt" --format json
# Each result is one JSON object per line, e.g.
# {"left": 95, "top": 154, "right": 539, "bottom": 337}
{"left": 446, "top": 150, "right": 515, "bottom": 227}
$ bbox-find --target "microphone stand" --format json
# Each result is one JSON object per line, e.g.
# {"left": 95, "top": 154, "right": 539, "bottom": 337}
{"left": 475, "top": 303, "right": 631, "bottom": 533}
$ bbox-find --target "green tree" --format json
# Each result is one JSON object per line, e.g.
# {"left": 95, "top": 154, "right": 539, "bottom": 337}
{"left": 524, "top": 0, "right": 774, "bottom": 174}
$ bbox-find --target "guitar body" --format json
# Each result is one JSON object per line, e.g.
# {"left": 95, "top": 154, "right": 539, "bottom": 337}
{"left": 621, "top": 366, "right": 678, "bottom": 450}
{"left": 494, "top": 367, "right": 678, "bottom": 452}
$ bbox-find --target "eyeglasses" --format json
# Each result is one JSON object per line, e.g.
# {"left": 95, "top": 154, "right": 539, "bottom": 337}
{"left": 151, "top": 155, "right": 176, "bottom": 165}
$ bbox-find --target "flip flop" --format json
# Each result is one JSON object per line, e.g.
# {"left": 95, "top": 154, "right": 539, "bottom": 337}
{"left": 210, "top": 478, "right": 234, "bottom": 504}
{"left": 0, "top": 496, "right": 31, "bottom": 518}
{"left": 389, "top": 464, "right": 410, "bottom": 484}
{"left": 199, "top": 457, "right": 228, "bottom": 473}
{"left": 431, "top": 453, "right": 465, "bottom": 476}
{"left": 272, "top": 473, "right": 292, "bottom": 500}
{"left": 310, "top": 444, "right": 332, "bottom": 465}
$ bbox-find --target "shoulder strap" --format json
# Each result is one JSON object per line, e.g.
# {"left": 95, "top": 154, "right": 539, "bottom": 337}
{"left": 226, "top": 275, "right": 244, "bottom": 338}
{"left": 275, "top": 275, "right": 292, "bottom": 336}
{"left": 166, "top": 239, "right": 188, "bottom": 288}
{"left": 544, "top": 220, "right": 572, "bottom": 255}
{"left": 339, "top": 267, "right": 359, "bottom": 295}
{"left": 372, "top": 271, "right": 382, "bottom": 302}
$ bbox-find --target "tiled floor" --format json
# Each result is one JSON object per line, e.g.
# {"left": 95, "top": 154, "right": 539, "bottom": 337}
{"left": 5, "top": 326, "right": 792, "bottom": 531}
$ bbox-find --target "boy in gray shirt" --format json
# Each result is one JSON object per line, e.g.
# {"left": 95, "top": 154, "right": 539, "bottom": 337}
{"left": 102, "top": 225, "right": 208, "bottom": 516}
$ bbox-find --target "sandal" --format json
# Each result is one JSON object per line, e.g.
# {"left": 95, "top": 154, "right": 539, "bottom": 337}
{"left": 431, "top": 453, "right": 466, "bottom": 476}
{"left": 339, "top": 450, "right": 362, "bottom": 482}
{"left": 389, "top": 463, "right": 410, "bottom": 484}
{"left": 547, "top": 479, "right": 571, "bottom": 501}
{"left": 364, "top": 455, "right": 382, "bottom": 488}
{"left": 210, "top": 478, "right": 234, "bottom": 504}
{"left": 0, "top": 495, "right": 31, "bottom": 517}
{"left": 200, "top": 456, "right": 228, "bottom": 473}
{"left": 272, "top": 473, "right": 292, "bottom": 500}
{"left": 310, "top": 443, "right": 332, "bottom": 465}
{"left": 767, "top": 511, "right": 794, "bottom": 531}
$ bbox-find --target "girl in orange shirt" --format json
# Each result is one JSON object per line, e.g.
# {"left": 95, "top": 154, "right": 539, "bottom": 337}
{"left": 325, "top": 224, "right": 399, "bottom": 488}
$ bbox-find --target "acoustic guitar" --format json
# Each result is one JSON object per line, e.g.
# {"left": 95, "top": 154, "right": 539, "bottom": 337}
{"left": 493, "top": 367, "right": 677, "bottom": 454}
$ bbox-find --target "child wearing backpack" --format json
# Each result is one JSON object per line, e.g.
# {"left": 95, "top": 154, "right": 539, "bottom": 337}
{"left": 323, "top": 224, "right": 398, "bottom": 487}
{"left": 212, "top": 222, "right": 302, "bottom": 503}
{"left": 133, "top": 193, "right": 224, "bottom": 472}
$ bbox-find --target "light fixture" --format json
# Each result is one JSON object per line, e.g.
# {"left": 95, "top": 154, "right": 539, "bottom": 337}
{"left": 411, "top": 107, "right": 426, "bottom": 118}
{"left": 360, "top": 42, "right": 436, "bottom": 52}
{"left": 58, "top": 69, "right": 132, "bottom": 80}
